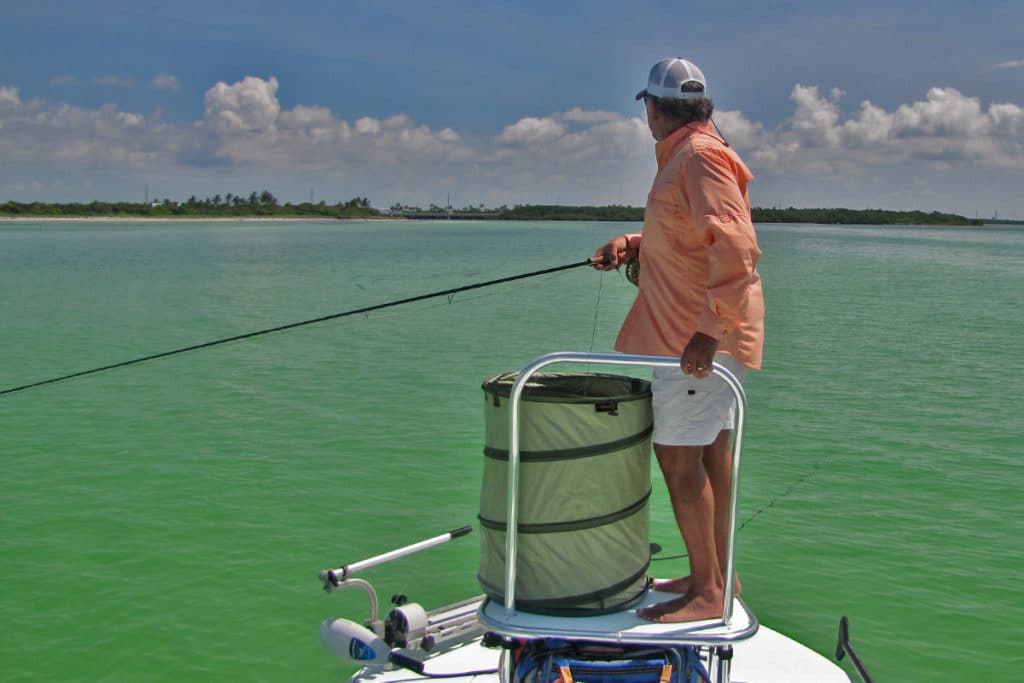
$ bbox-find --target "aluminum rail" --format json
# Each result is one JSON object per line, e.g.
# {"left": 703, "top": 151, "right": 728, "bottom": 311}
{"left": 323, "top": 525, "right": 472, "bottom": 585}
{"left": 502, "top": 352, "right": 746, "bottom": 626}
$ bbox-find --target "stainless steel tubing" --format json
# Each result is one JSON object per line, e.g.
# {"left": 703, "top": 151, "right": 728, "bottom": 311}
{"left": 501, "top": 352, "right": 747, "bottom": 628}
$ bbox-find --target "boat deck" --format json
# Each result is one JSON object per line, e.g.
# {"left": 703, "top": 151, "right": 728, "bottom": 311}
{"left": 478, "top": 591, "right": 758, "bottom": 648}
{"left": 350, "top": 616, "right": 851, "bottom": 683}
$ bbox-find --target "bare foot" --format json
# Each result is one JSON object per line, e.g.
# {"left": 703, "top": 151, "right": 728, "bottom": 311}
{"left": 652, "top": 591, "right": 724, "bottom": 623}
{"left": 650, "top": 574, "right": 741, "bottom": 595}
{"left": 650, "top": 576, "right": 691, "bottom": 594}
{"left": 637, "top": 592, "right": 724, "bottom": 623}
{"left": 636, "top": 596, "right": 686, "bottom": 621}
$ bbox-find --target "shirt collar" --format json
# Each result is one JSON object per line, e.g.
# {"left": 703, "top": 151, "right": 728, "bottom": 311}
{"left": 655, "top": 120, "right": 715, "bottom": 168}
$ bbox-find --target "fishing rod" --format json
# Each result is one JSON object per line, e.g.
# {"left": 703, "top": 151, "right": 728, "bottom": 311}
{"left": 1, "top": 256, "right": 609, "bottom": 398}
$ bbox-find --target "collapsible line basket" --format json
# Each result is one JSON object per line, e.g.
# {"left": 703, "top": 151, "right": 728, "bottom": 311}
{"left": 478, "top": 372, "right": 653, "bottom": 615}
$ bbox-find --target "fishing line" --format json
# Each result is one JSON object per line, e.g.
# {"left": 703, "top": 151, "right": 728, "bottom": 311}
{"left": 587, "top": 270, "right": 605, "bottom": 354}
{"left": 579, "top": 270, "right": 607, "bottom": 391}
{"left": 1, "top": 257, "right": 601, "bottom": 398}
{"left": 651, "top": 459, "right": 826, "bottom": 563}
{"left": 375, "top": 265, "right": 585, "bottom": 319}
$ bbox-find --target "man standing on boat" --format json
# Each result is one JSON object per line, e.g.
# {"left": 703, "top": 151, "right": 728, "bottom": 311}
{"left": 593, "top": 58, "right": 764, "bottom": 623}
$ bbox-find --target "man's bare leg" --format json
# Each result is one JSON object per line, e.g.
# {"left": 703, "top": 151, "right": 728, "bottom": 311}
{"left": 704, "top": 429, "right": 742, "bottom": 596}
{"left": 638, "top": 443, "right": 724, "bottom": 623}
{"left": 651, "top": 430, "right": 741, "bottom": 596}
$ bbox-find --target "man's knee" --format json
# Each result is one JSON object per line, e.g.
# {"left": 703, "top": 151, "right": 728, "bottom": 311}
{"left": 654, "top": 443, "right": 706, "bottom": 490}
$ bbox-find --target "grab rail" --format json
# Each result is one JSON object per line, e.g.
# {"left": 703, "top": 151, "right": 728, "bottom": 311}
{"left": 502, "top": 352, "right": 747, "bottom": 626}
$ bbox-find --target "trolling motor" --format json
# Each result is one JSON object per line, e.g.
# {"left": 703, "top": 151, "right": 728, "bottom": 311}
{"left": 318, "top": 526, "right": 485, "bottom": 669}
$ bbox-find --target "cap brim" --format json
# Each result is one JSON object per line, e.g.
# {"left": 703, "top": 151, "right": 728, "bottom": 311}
{"left": 635, "top": 89, "right": 648, "bottom": 101}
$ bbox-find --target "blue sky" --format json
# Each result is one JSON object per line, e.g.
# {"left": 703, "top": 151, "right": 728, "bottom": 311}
{"left": 1, "top": 0, "right": 1022, "bottom": 216}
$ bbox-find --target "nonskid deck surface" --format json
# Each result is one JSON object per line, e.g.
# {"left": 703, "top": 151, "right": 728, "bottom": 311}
{"left": 479, "top": 591, "right": 757, "bottom": 646}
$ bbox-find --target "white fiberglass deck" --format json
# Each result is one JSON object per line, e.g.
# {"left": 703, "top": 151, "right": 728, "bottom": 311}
{"left": 349, "top": 621, "right": 851, "bottom": 683}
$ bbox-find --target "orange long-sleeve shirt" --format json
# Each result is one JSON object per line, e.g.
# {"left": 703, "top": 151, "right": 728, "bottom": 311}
{"left": 615, "top": 121, "right": 765, "bottom": 369}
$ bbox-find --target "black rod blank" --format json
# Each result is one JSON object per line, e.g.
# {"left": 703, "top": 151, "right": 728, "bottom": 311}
{"left": 1, "top": 258, "right": 597, "bottom": 397}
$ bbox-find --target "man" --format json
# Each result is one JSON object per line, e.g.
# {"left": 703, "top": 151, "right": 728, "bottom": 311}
{"left": 593, "top": 58, "right": 764, "bottom": 623}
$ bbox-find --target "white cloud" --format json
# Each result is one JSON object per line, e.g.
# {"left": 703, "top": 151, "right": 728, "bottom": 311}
{"left": 1, "top": 75, "right": 1022, "bottom": 210}
{"left": 754, "top": 84, "right": 1024, "bottom": 170}
{"left": 496, "top": 116, "right": 567, "bottom": 144}
{"left": 560, "top": 108, "right": 622, "bottom": 124}
{"left": 95, "top": 75, "right": 135, "bottom": 88}
{"left": 789, "top": 85, "right": 844, "bottom": 148}
{"left": 838, "top": 100, "right": 893, "bottom": 146}
{"left": 382, "top": 114, "right": 412, "bottom": 130}
{"left": 994, "top": 59, "right": 1024, "bottom": 69}
{"left": 495, "top": 109, "right": 634, "bottom": 147}
{"left": 0, "top": 95, "right": 178, "bottom": 170}
{"left": 712, "top": 110, "right": 764, "bottom": 151}
{"left": 204, "top": 76, "right": 281, "bottom": 134}
{"left": 437, "top": 128, "right": 460, "bottom": 143}
{"left": 354, "top": 116, "right": 381, "bottom": 135}
{"left": 989, "top": 103, "right": 1024, "bottom": 136}
{"left": 0, "top": 86, "right": 21, "bottom": 106}
{"left": 152, "top": 73, "right": 180, "bottom": 91}
{"left": 278, "top": 104, "right": 335, "bottom": 130}
{"left": 196, "top": 77, "right": 467, "bottom": 169}
{"left": 888, "top": 87, "right": 989, "bottom": 137}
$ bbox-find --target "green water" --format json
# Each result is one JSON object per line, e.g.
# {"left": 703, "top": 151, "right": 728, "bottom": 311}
{"left": 2, "top": 220, "right": 1022, "bottom": 682}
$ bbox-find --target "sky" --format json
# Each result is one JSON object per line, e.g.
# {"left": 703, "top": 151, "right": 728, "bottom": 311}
{"left": 1, "top": 0, "right": 1022, "bottom": 216}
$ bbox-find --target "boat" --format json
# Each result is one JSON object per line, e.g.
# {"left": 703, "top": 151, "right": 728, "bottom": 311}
{"left": 316, "top": 352, "right": 874, "bottom": 683}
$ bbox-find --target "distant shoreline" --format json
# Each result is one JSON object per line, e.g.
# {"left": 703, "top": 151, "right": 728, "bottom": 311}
{"left": 3, "top": 215, "right": 1017, "bottom": 228}
{"left": 3, "top": 200, "right": 1013, "bottom": 227}
{"left": 5, "top": 194, "right": 1011, "bottom": 225}
{"left": 3, "top": 215, "right": 1014, "bottom": 228}
{"left": 0, "top": 216, "right": 382, "bottom": 222}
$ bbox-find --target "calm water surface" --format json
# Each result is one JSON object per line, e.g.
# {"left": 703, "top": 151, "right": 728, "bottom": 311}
{"left": 2, "top": 220, "right": 1022, "bottom": 682}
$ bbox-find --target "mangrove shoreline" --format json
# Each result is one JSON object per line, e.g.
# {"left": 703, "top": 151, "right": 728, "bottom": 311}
{"left": 0, "top": 195, "right": 999, "bottom": 226}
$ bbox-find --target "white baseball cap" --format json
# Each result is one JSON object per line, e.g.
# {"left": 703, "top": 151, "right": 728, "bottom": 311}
{"left": 635, "top": 58, "right": 708, "bottom": 101}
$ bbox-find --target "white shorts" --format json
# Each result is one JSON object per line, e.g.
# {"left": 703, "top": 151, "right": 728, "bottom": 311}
{"left": 651, "top": 354, "right": 747, "bottom": 446}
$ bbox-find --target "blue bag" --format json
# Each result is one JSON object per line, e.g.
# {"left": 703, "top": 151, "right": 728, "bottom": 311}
{"left": 513, "top": 639, "right": 708, "bottom": 683}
